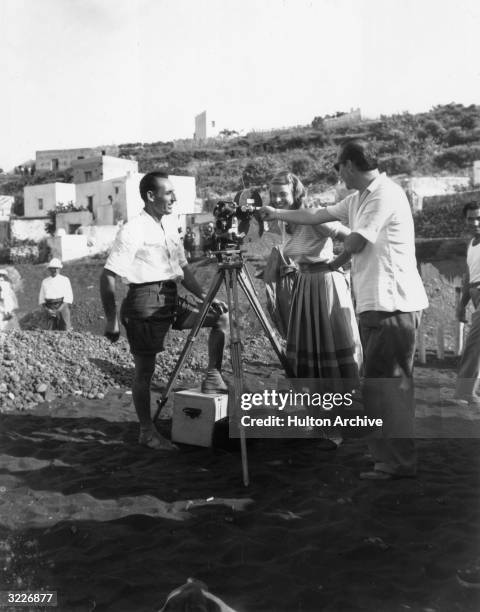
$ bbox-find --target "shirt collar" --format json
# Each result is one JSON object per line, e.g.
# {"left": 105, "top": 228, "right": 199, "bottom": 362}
{"left": 364, "top": 172, "right": 386, "bottom": 195}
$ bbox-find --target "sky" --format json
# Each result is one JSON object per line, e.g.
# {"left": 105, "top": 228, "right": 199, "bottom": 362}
{"left": 0, "top": 0, "right": 479, "bottom": 170}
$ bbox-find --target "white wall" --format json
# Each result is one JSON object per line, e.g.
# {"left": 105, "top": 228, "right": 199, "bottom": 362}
{"left": 102, "top": 156, "right": 138, "bottom": 180}
{"left": 48, "top": 235, "right": 89, "bottom": 261}
{"left": 72, "top": 155, "right": 138, "bottom": 184}
{"left": 0, "top": 195, "right": 14, "bottom": 219}
{"left": 11, "top": 218, "right": 49, "bottom": 242}
{"left": 79, "top": 225, "right": 120, "bottom": 251}
{"left": 24, "top": 183, "right": 75, "bottom": 217}
{"left": 75, "top": 180, "right": 103, "bottom": 216}
{"left": 75, "top": 172, "right": 196, "bottom": 225}
{"left": 474, "top": 161, "right": 480, "bottom": 186}
{"left": 36, "top": 146, "right": 119, "bottom": 172}
{"left": 397, "top": 176, "right": 471, "bottom": 211}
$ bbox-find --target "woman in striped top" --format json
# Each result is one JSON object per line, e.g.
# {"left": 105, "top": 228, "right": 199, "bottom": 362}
{"left": 269, "top": 172, "right": 362, "bottom": 388}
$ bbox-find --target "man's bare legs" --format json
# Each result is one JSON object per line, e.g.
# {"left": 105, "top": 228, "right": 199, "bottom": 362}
{"left": 133, "top": 353, "right": 176, "bottom": 450}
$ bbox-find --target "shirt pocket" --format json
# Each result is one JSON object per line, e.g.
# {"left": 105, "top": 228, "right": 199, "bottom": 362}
{"left": 136, "top": 242, "right": 167, "bottom": 264}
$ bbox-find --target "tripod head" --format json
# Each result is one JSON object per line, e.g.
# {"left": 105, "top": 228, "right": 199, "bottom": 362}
{"left": 210, "top": 248, "right": 254, "bottom": 271}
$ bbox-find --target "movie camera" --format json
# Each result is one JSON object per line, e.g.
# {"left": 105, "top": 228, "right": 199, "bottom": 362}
{"left": 212, "top": 188, "right": 264, "bottom": 250}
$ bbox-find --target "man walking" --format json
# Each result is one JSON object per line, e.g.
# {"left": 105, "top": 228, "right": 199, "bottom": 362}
{"left": 261, "top": 139, "right": 428, "bottom": 480}
{"left": 100, "top": 171, "right": 228, "bottom": 450}
{"left": 454, "top": 201, "right": 480, "bottom": 406}
{"left": 39, "top": 258, "right": 73, "bottom": 331}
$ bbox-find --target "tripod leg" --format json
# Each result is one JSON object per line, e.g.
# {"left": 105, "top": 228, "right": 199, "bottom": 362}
{"left": 237, "top": 268, "right": 294, "bottom": 378}
{"left": 153, "top": 268, "right": 225, "bottom": 422}
{"left": 225, "top": 268, "right": 249, "bottom": 487}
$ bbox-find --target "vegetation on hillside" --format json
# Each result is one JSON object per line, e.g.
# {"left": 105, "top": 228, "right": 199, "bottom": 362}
{"left": 117, "top": 103, "right": 480, "bottom": 197}
{"left": 1, "top": 103, "right": 479, "bottom": 238}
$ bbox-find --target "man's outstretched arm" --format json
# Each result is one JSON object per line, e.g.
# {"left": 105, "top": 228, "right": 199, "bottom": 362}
{"left": 260, "top": 206, "right": 337, "bottom": 225}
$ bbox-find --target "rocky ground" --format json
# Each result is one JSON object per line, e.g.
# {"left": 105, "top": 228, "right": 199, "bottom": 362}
{"left": 0, "top": 231, "right": 470, "bottom": 412}
{"left": 0, "top": 231, "right": 284, "bottom": 412}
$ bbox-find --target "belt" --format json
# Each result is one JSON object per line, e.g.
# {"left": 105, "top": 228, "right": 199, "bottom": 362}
{"left": 129, "top": 280, "right": 177, "bottom": 289}
{"left": 298, "top": 262, "right": 331, "bottom": 273}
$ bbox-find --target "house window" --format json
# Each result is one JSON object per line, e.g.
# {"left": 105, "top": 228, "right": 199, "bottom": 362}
{"left": 115, "top": 186, "right": 119, "bottom": 195}
{"left": 101, "top": 150, "right": 106, "bottom": 155}
{"left": 85, "top": 171, "right": 92, "bottom": 181}
{"left": 87, "top": 195, "right": 94, "bottom": 211}
{"left": 68, "top": 224, "right": 81, "bottom": 235}
{"left": 77, "top": 156, "right": 84, "bottom": 160}
{"left": 51, "top": 159, "right": 59, "bottom": 171}
{"left": 38, "top": 198, "right": 44, "bottom": 211}
{"left": 211, "top": 121, "right": 215, "bottom": 128}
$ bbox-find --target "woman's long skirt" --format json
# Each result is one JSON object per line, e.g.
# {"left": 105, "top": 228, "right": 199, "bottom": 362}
{"left": 286, "top": 269, "right": 362, "bottom": 387}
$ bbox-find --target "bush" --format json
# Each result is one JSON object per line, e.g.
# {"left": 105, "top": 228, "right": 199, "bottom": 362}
{"left": 242, "top": 158, "right": 281, "bottom": 187}
{"left": 423, "top": 120, "right": 446, "bottom": 140}
{"left": 434, "top": 145, "right": 480, "bottom": 169}
{"left": 445, "top": 127, "right": 469, "bottom": 147}
{"left": 414, "top": 203, "right": 466, "bottom": 238}
{"left": 379, "top": 155, "right": 413, "bottom": 175}
{"left": 10, "top": 243, "right": 40, "bottom": 264}
{"left": 290, "top": 154, "right": 315, "bottom": 177}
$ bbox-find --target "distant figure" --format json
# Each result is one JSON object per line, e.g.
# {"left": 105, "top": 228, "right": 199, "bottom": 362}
{"left": 38, "top": 258, "right": 73, "bottom": 331}
{"left": 454, "top": 201, "right": 480, "bottom": 406}
{"left": 0, "top": 270, "right": 19, "bottom": 331}
{"left": 183, "top": 227, "right": 196, "bottom": 261}
{"left": 201, "top": 222, "right": 216, "bottom": 257}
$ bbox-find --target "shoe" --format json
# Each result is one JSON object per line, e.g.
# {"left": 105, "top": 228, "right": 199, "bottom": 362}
{"left": 201, "top": 369, "right": 228, "bottom": 394}
{"left": 457, "top": 560, "right": 480, "bottom": 589}
{"left": 316, "top": 438, "right": 339, "bottom": 451}
{"left": 138, "top": 428, "right": 177, "bottom": 451}
{"left": 359, "top": 470, "right": 416, "bottom": 481}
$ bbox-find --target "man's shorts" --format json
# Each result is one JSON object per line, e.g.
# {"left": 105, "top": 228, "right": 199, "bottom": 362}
{"left": 120, "top": 280, "right": 221, "bottom": 356}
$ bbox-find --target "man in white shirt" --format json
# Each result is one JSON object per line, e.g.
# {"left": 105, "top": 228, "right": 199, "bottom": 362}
{"left": 38, "top": 258, "right": 73, "bottom": 331}
{"left": 261, "top": 139, "right": 429, "bottom": 480}
{"left": 100, "top": 171, "right": 228, "bottom": 450}
{"left": 454, "top": 202, "right": 480, "bottom": 405}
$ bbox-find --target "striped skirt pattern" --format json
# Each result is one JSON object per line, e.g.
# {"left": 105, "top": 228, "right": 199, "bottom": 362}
{"left": 286, "top": 270, "right": 363, "bottom": 383}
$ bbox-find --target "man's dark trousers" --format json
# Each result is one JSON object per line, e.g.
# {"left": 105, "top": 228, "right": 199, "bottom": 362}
{"left": 359, "top": 310, "right": 421, "bottom": 476}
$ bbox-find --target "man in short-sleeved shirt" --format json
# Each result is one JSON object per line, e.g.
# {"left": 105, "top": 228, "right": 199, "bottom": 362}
{"left": 261, "top": 139, "right": 428, "bottom": 480}
{"left": 39, "top": 258, "right": 73, "bottom": 331}
{"left": 326, "top": 173, "right": 428, "bottom": 314}
{"left": 100, "top": 172, "right": 228, "bottom": 450}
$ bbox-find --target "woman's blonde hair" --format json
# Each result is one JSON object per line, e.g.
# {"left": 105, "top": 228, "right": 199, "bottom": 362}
{"left": 269, "top": 171, "right": 307, "bottom": 210}
{"left": 269, "top": 172, "right": 307, "bottom": 234}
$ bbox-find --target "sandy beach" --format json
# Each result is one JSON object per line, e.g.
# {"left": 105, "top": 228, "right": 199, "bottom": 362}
{"left": 1, "top": 356, "right": 480, "bottom": 611}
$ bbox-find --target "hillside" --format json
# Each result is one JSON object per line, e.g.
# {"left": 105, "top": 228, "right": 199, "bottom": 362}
{"left": 1, "top": 103, "right": 479, "bottom": 214}
{"left": 118, "top": 103, "right": 480, "bottom": 197}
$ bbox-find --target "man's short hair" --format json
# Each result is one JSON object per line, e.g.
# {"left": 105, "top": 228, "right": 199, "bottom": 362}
{"left": 339, "top": 139, "right": 378, "bottom": 172}
{"left": 463, "top": 201, "right": 480, "bottom": 217}
{"left": 139, "top": 171, "right": 169, "bottom": 202}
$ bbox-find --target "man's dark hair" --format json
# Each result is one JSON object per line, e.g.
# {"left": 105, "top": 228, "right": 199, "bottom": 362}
{"left": 339, "top": 139, "right": 378, "bottom": 172}
{"left": 139, "top": 171, "right": 169, "bottom": 202}
{"left": 463, "top": 201, "right": 480, "bottom": 217}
